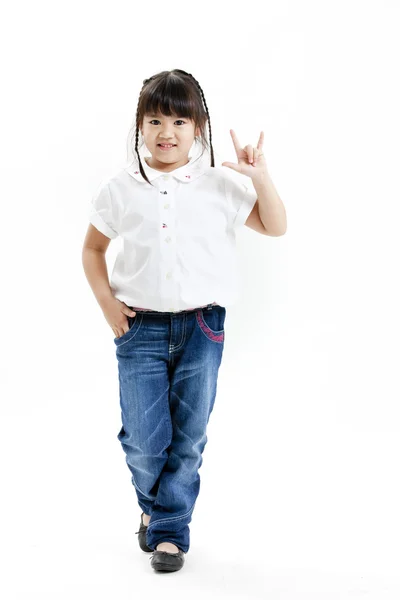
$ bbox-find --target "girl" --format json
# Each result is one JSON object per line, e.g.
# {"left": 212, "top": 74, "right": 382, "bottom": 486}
{"left": 82, "top": 69, "right": 286, "bottom": 573}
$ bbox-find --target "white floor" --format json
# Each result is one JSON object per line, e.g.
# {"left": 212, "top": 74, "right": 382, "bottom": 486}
{"left": 3, "top": 502, "right": 400, "bottom": 600}
{"left": 3, "top": 534, "right": 400, "bottom": 600}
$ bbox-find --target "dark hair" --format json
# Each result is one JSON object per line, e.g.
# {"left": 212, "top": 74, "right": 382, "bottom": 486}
{"left": 126, "top": 69, "right": 215, "bottom": 186}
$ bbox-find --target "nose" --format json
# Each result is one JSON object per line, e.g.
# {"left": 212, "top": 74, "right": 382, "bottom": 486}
{"left": 159, "top": 131, "right": 174, "bottom": 139}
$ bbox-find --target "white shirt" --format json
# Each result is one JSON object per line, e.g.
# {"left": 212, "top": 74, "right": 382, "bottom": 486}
{"left": 88, "top": 153, "right": 257, "bottom": 312}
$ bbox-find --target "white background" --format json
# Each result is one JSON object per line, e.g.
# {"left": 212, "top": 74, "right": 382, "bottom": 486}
{"left": 1, "top": 0, "right": 400, "bottom": 598}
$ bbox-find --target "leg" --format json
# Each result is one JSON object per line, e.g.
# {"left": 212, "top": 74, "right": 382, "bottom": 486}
{"left": 146, "top": 305, "right": 226, "bottom": 553}
{"left": 114, "top": 312, "right": 173, "bottom": 518}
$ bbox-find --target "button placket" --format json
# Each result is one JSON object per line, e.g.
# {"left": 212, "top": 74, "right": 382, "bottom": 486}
{"left": 162, "top": 178, "right": 170, "bottom": 209}
{"left": 158, "top": 178, "right": 176, "bottom": 246}
{"left": 157, "top": 178, "right": 177, "bottom": 310}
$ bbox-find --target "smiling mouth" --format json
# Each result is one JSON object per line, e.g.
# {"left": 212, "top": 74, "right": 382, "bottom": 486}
{"left": 157, "top": 144, "right": 177, "bottom": 150}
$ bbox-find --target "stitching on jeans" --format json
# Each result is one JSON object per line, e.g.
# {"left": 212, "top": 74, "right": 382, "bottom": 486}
{"left": 146, "top": 501, "right": 196, "bottom": 530}
{"left": 196, "top": 311, "right": 224, "bottom": 343}
{"left": 168, "top": 313, "right": 187, "bottom": 353}
{"left": 114, "top": 313, "right": 143, "bottom": 346}
{"left": 131, "top": 472, "right": 155, "bottom": 501}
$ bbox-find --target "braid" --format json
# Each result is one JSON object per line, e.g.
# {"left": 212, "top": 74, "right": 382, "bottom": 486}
{"left": 134, "top": 78, "right": 155, "bottom": 186}
{"left": 185, "top": 72, "right": 215, "bottom": 167}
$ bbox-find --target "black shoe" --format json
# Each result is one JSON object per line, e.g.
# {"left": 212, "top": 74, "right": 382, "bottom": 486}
{"left": 135, "top": 512, "right": 153, "bottom": 553}
{"left": 150, "top": 547, "right": 185, "bottom": 572}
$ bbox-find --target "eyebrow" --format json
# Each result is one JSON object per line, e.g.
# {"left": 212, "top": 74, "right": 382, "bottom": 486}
{"left": 147, "top": 114, "right": 186, "bottom": 118}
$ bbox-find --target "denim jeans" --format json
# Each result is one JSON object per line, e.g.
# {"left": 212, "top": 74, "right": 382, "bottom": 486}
{"left": 114, "top": 303, "right": 226, "bottom": 553}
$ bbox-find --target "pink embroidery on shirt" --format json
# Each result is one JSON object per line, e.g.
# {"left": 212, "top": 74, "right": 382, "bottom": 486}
{"left": 162, "top": 223, "right": 167, "bottom": 228}
{"left": 185, "top": 175, "right": 191, "bottom": 179}
{"left": 134, "top": 171, "right": 139, "bottom": 174}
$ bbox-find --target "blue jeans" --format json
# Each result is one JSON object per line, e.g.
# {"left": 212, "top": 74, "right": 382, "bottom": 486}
{"left": 114, "top": 303, "right": 226, "bottom": 553}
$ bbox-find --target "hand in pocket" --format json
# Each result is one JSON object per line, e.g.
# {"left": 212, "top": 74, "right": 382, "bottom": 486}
{"left": 101, "top": 297, "right": 136, "bottom": 338}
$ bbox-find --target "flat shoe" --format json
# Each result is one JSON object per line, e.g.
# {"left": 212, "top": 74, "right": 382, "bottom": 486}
{"left": 135, "top": 512, "right": 153, "bottom": 553}
{"left": 150, "top": 548, "right": 185, "bottom": 572}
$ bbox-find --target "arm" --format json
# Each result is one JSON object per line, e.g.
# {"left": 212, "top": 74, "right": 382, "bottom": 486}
{"left": 251, "top": 172, "right": 287, "bottom": 236}
{"left": 81, "top": 224, "right": 115, "bottom": 309}
{"left": 245, "top": 200, "right": 269, "bottom": 235}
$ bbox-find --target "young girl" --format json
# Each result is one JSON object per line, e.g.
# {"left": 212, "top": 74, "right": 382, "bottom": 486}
{"left": 82, "top": 69, "right": 286, "bottom": 573}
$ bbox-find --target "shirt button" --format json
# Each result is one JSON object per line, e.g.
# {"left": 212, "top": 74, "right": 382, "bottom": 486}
{"left": 169, "top": 307, "right": 174, "bottom": 311}
{"left": 163, "top": 175, "right": 170, "bottom": 180}
{"left": 166, "top": 272, "right": 172, "bottom": 279}
{"left": 165, "top": 236, "right": 171, "bottom": 243}
{"left": 164, "top": 203, "right": 170, "bottom": 209}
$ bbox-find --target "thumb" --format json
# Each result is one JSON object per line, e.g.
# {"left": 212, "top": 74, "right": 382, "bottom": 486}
{"left": 221, "top": 162, "right": 240, "bottom": 173}
{"left": 123, "top": 305, "right": 136, "bottom": 316}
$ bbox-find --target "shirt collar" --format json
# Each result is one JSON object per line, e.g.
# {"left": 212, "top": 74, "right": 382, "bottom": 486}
{"left": 125, "top": 154, "right": 207, "bottom": 183}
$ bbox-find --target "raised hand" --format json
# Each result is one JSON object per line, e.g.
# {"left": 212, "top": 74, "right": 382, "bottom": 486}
{"left": 222, "top": 129, "right": 268, "bottom": 180}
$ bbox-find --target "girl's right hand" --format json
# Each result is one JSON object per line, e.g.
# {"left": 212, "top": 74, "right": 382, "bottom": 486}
{"left": 102, "top": 296, "right": 136, "bottom": 339}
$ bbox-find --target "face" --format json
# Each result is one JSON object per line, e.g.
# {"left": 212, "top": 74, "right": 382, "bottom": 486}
{"left": 140, "top": 111, "right": 201, "bottom": 172}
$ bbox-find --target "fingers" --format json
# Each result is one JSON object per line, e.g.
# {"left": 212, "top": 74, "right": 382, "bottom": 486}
{"left": 245, "top": 144, "right": 253, "bottom": 164}
{"left": 116, "top": 310, "right": 136, "bottom": 338}
{"left": 257, "top": 130, "right": 264, "bottom": 150}
{"left": 229, "top": 129, "right": 242, "bottom": 156}
{"left": 252, "top": 147, "right": 262, "bottom": 166}
{"left": 116, "top": 320, "right": 131, "bottom": 338}
{"left": 248, "top": 130, "right": 264, "bottom": 165}
{"left": 251, "top": 131, "right": 264, "bottom": 165}
{"left": 230, "top": 128, "right": 264, "bottom": 165}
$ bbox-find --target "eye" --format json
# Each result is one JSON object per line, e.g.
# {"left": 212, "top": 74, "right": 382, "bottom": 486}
{"left": 149, "top": 119, "right": 186, "bottom": 125}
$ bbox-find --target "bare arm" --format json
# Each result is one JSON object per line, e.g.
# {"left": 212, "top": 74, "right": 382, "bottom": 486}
{"left": 81, "top": 224, "right": 114, "bottom": 309}
{"left": 82, "top": 224, "right": 136, "bottom": 338}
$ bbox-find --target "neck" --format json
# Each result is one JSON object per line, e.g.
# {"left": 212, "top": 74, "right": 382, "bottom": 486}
{"left": 144, "top": 156, "right": 191, "bottom": 173}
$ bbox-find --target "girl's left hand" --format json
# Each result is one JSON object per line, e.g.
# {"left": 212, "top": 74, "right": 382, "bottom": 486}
{"left": 222, "top": 129, "right": 268, "bottom": 180}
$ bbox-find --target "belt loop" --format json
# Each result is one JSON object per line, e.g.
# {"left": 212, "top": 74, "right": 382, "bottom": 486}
{"left": 206, "top": 303, "right": 213, "bottom": 310}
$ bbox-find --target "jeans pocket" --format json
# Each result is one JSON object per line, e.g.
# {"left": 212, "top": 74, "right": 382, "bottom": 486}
{"left": 196, "top": 306, "right": 225, "bottom": 343}
{"left": 113, "top": 312, "right": 143, "bottom": 345}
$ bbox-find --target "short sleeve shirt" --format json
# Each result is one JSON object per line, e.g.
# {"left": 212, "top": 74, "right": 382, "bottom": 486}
{"left": 88, "top": 154, "right": 257, "bottom": 311}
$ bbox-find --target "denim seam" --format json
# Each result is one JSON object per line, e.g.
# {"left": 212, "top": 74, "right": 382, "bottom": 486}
{"left": 114, "top": 313, "right": 144, "bottom": 347}
{"left": 168, "top": 312, "right": 187, "bottom": 353}
{"left": 146, "top": 502, "right": 196, "bottom": 530}
{"left": 131, "top": 472, "right": 153, "bottom": 501}
{"left": 196, "top": 311, "right": 224, "bottom": 343}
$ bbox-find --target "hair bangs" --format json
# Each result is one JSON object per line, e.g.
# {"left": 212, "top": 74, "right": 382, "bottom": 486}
{"left": 143, "top": 78, "right": 197, "bottom": 121}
